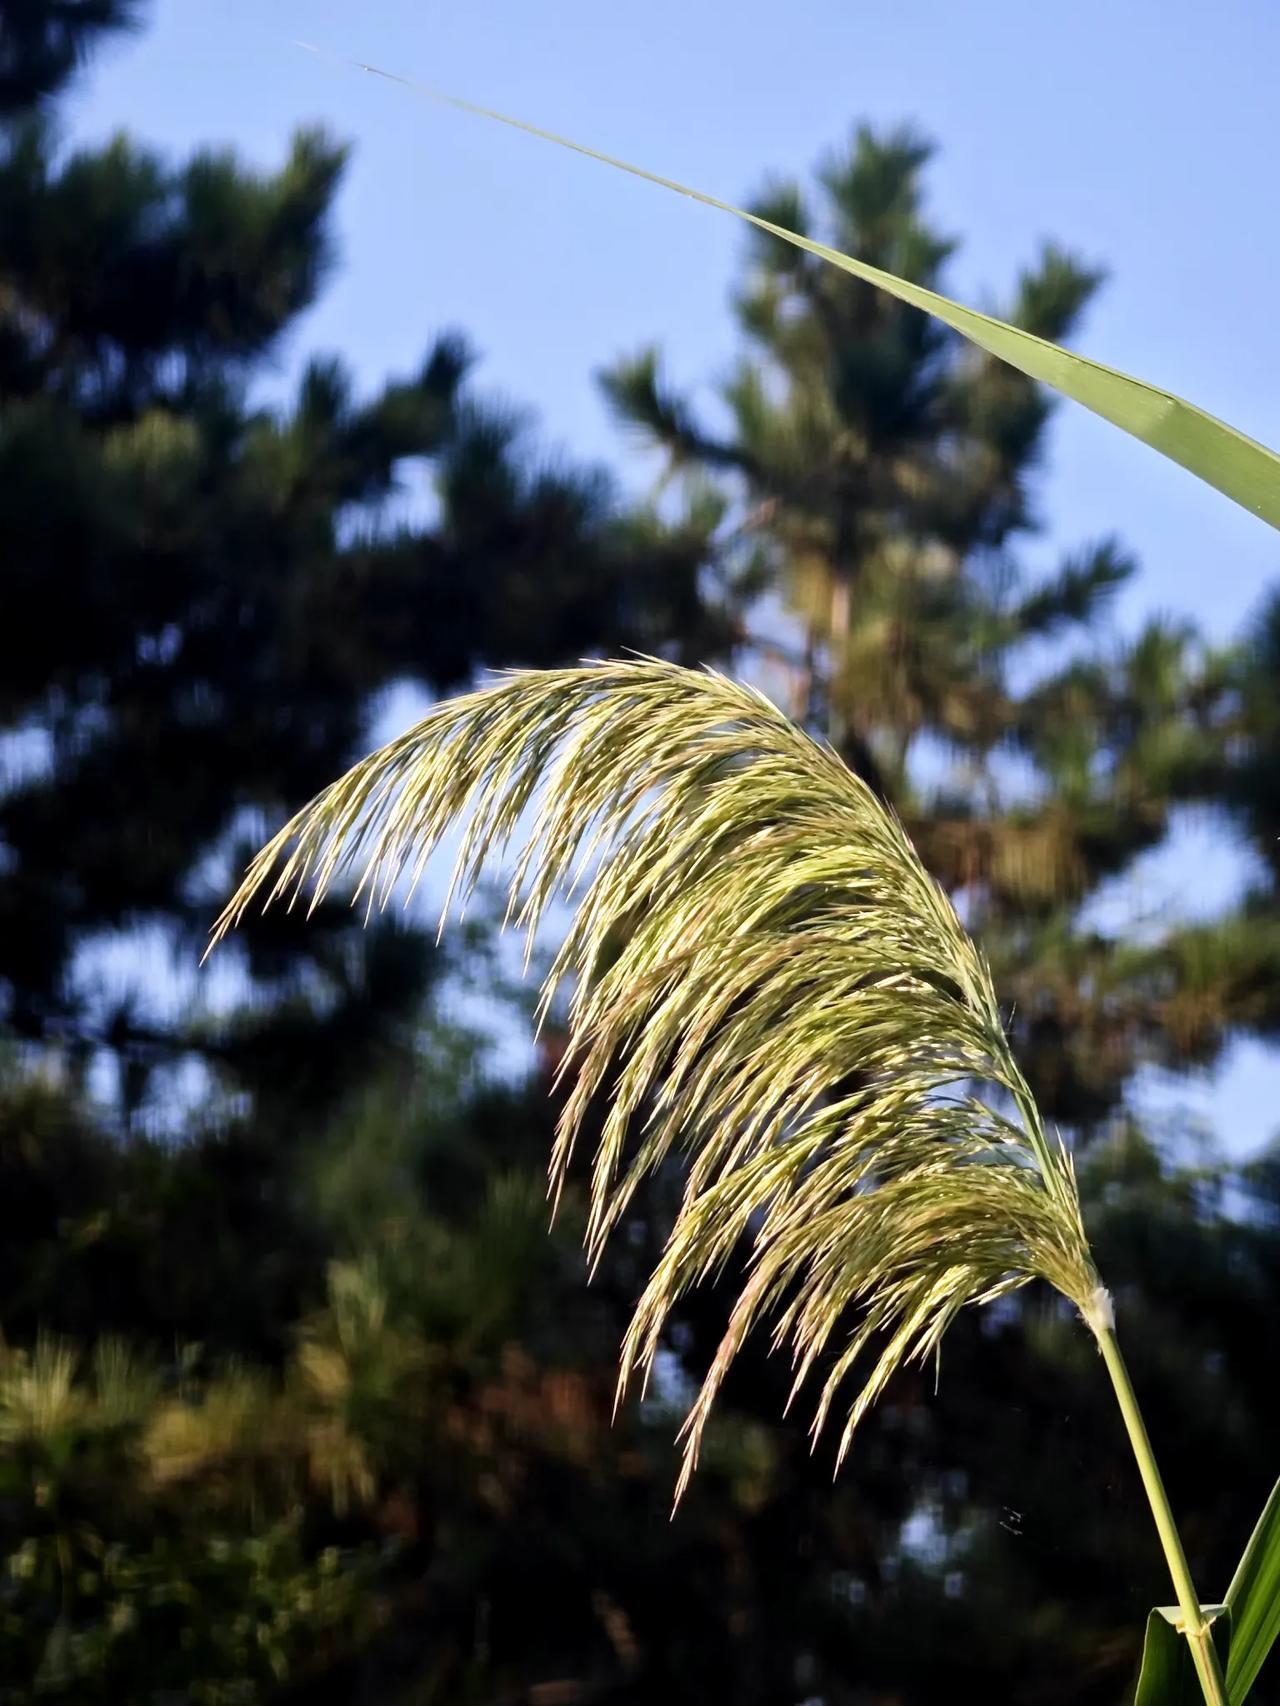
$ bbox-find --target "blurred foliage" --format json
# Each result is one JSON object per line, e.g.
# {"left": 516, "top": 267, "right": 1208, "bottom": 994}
{"left": 0, "top": 4, "right": 1278, "bottom": 1703}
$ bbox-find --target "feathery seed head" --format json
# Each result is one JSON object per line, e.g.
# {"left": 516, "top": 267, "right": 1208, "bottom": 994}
{"left": 210, "top": 659, "right": 1101, "bottom": 1492}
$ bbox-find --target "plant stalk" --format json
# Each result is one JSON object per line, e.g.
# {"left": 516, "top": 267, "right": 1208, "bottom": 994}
{"left": 1092, "top": 1321, "right": 1228, "bottom": 1706}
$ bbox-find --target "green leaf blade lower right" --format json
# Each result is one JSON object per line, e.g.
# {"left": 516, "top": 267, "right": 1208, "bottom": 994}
{"left": 1225, "top": 1474, "right": 1280, "bottom": 1704}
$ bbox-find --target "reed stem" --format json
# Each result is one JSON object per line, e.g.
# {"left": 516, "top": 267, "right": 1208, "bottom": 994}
{"left": 1092, "top": 1319, "right": 1228, "bottom": 1706}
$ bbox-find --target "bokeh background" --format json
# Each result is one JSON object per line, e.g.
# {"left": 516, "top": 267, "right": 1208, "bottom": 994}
{"left": 2, "top": 2, "right": 1278, "bottom": 1700}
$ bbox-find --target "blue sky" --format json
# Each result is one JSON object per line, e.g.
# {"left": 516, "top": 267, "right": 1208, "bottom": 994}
{"left": 67, "top": 0, "right": 1279, "bottom": 1149}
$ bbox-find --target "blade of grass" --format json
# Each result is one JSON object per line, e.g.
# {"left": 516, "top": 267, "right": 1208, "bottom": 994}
{"left": 297, "top": 43, "right": 1280, "bottom": 533}
{"left": 1224, "top": 1474, "right": 1280, "bottom": 1704}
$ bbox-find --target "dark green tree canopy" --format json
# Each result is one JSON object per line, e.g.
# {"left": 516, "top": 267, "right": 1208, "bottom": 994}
{"left": 0, "top": 15, "right": 726, "bottom": 1118}
{"left": 0, "top": 0, "right": 138, "bottom": 115}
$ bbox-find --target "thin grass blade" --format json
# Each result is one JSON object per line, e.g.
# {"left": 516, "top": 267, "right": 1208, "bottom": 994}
{"left": 298, "top": 44, "right": 1280, "bottom": 532}
{"left": 1225, "top": 1474, "right": 1280, "bottom": 1704}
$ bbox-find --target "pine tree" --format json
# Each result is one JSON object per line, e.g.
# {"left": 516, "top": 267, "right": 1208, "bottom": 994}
{"left": 0, "top": 2, "right": 724, "bottom": 1143}
{"left": 0, "top": 11, "right": 728, "bottom": 1689}
{"left": 602, "top": 122, "right": 1259, "bottom": 1136}
{"left": 0, "top": 10, "right": 750, "bottom": 1692}
{"left": 596, "top": 126, "right": 1280, "bottom": 1703}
